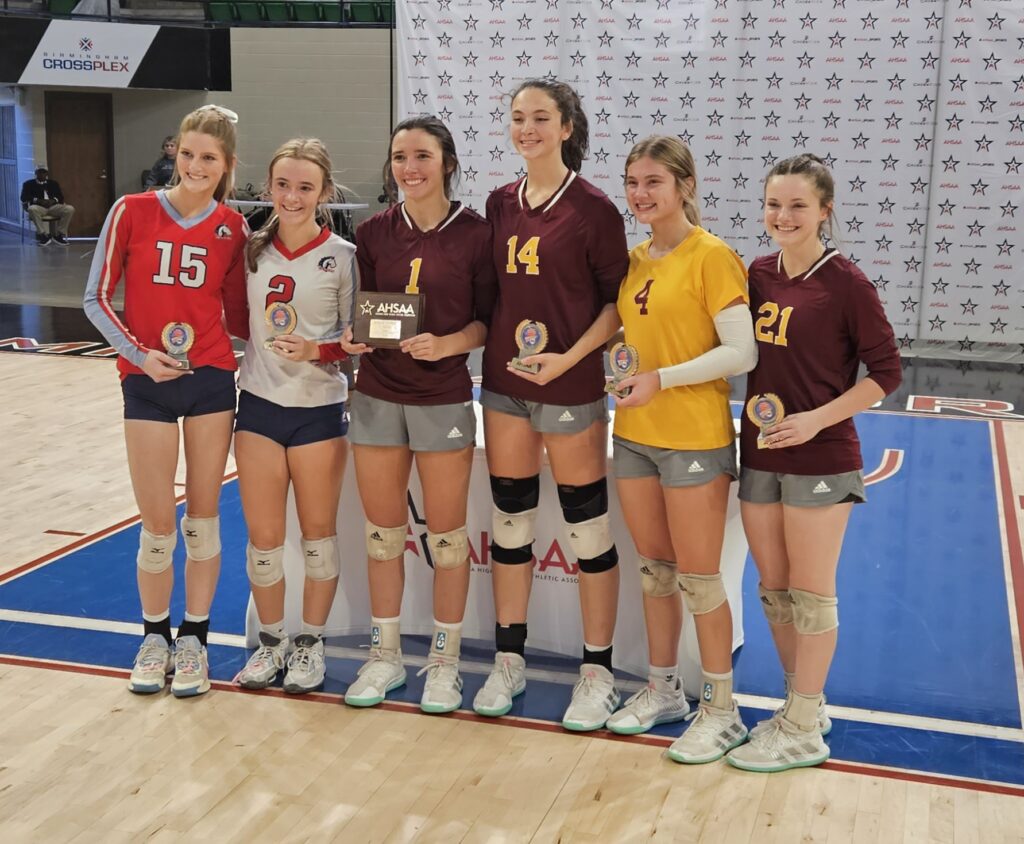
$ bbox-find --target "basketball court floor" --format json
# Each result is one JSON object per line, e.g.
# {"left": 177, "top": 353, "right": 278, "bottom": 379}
{"left": 2, "top": 236, "right": 1023, "bottom": 841}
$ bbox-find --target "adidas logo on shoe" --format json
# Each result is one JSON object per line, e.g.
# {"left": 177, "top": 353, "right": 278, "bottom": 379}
{"left": 447, "top": 427, "right": 462, "bottom": 439}
{"left": 812, "top": 480, "right": 832, "bottom": 494}
{"left": 558, "top": 410, "right": 575, "bottom": 422}
{"left": 688, "top": 461, "right": 704, "bottom": 473}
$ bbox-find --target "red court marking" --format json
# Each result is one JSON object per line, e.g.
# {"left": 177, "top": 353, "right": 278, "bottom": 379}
{"left": 864, "top": 448, "right": 904, "bottom": 486}
{"left": 1, "top": 652, "right": 1023, "bottom": 799}
{"left": 43, "top": 530, "right": 87, "bottom": 537}
{"left": 0, "top": 471, "right": 239, "bottom": 585}
{"left": 993, "top": 422, "right": 1024, "bottom": 659}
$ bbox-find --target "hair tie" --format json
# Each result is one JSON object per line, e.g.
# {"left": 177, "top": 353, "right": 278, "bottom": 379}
{"left": 199, "top": 104, "right": 239, "bottom": 124}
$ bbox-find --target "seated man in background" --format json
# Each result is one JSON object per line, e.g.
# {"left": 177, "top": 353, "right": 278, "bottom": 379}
{"left": 21, "top": 166, "right": 75, "bottom": 246}
{"left": 143, "top": 136, "right": 177, "bottom": 190}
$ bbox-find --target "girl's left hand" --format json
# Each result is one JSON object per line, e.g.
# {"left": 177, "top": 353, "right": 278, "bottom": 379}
{"left": 271, "top": 334, "right": 317, "bottom": 362}
{"left": 400, "top": 333, "right": 450, "bottom": 361}
{"left": 508, "top": 352, "right": 572, "bottom": 386}
{"left": 613, "top": 371, "right": 660, "bottom": 408}
{"left": 763, "top": 410, "right": 823, "bottom": 448}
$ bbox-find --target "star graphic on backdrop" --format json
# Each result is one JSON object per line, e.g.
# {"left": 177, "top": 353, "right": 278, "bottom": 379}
{"left": 990, "top": 319, "right": 1007, "bottom": 334}
{"left": 995, "top": 241, "right": 1012, "bottom": 258}
{"left": 709, "top": 72, "right": 726, "bottom": 89}
{"left": 766, "top": 72, "right": 783, "bottom": 88}
{"left": 1015, "top": 74, "right": 1024, "bottom": 93}
{"left": 735, "top": 130, "right": 751, "bottom": 146}
{"left": 849, "top": 175, "right": 865, "bottom": 192}
{"left": 463, "top": 15, "right": 478, "bottom": 29}
{"left": 949, "top": 74, "right": 967, "bottom": 92}
{"left": 411, "top": 13, "right": 426, "bottom": 28}
{"left": 464, "top": 52, "right": 479, "bottom": 67}
{"left": 799, "top": 12, "right": 816, "bottom": 28}
{"left": 463, "top": 127, "right": 478, "bottom": 142}
{"left": 544, "top": 31, "right": 559, "bottom": 47}
{"left": 680, "top": 52, "right": 697, "bottom": 68}
{"left": 761, "top": 152, "right": 778, "bottom": 167}
{"left": 489, "top": 72, "right": 505, "bottom": 88}
{"left": 962, "top": 300, "right": 978, "bottom": 315}
{"left": 412, "top": 51, "right": 427, "bottom": 66}
{"left": 764, "top": 111, "right": 780, "bottom": 127}
{"left": 958, "top": 338, "right": 975, "bottom": 353}
{"left": 907, "top": 219, "right": 924, "bottom": 235}
{"left": 878, "top": 197, "right": 894, "bottom": 213}
{"left": 626, "top": 12, "right": 642, "bottom": 29}
{"left": 1001, "top": 200, "right": 1018, "bottom": 217}
{"left": 854, "top": 94, "right": 871, "bottom": 110}
{"left": 570, "top": 12, "right": 586, "bottom": 28}
{"left": 741, "top": 11, "right": 757, "bottom": 28}
{"left": 978, "top": 96, "right": 997, "bottom": 114}
{"left": 971, "top": 179, "right": 988, "bottom": 195}
{"left": 490, "top": 107, "right": 503, "bottom": 123}
{"left": 708, "top": 110, "right": 724, "bottom": 127}
{"left": 623, "top": 210, "right": 635, "bottom": 225}
{"left": 937, "top": 200, "right": 955, "bottom": 216}
{"left": 711, "top": 31, "right": 728, "bottom": 48}
{"left": 655, "top": 33, "right": 670, "bottom": 48}
{"left": 975, "top": 136, "right": 995, "bottom": 154}
{"left": 437, "top": 32, "right": 452, "bottom": 47}
{"left": 797, "top": 52, "right": 813, "bottom": 68}
{"left": 652, "top": 72, "right": 669, "bottom": 88}
{"left": 570, "top": 51, "right": 585, "bottom": 66}
{"left": 921, "top": 53, "right": 939, "bottom": 69}
{"left": 884, "top": 113, "right": 902, "bottom": 131}
{"left": 439, "top": 0, "right": 452, "bottom": 10}
{"left": 929, "top": 316, "right": 945, "bottom": 331}
{"left": 595, "top": 108, "right": 610, "bottom": 125}
{"left": 625, "top": 51, "right": 641, "bottom": 67}
{"left": 964, "top": 258, "right": 981, "bottom": 275}
{"left": 623, "top": 91, "right": 639, "bottom": 107}
{"left": 733, "top": 173, "right": 749, "bottom": 189}
{"left": 794, "top": 93, "right": 811, "bottom": 109}
{"left": 704, "top": 192, "right": 719, "bottom": 208}
{"left": 983, "top": 53, "right": 1001, "bottom": 70}
{"left": 439, "top": 107, "right": 453, "bottom": 122}
{"left": 988, "top": 12, "right": 1005, "bottom": 29}
{"left": 1007, "top": 157, "right": 1022, "bottom": 175}
{"left": 792, "top": 132, "right": 809, "bottom": 147}
{"left": 967, "top": 220, "right": 985, "bottom": 237}
{"left": 873, "top": 275, "right": 889, "bottom": 290}
{"left": 622, "top": 128, "right": 638, "bottom": 144}
{"left": 917, "top": 94, "right": 935, "bottom": 111}
{"left": 931, "top": 278, "right": 948, "bottom": 294}
{"left": 910, "top": 178, "right": 927, "bottom": 194}
{"left": 737, "top": 93, "right": 753, "bottom": 109}
{"left": 846, "top": 217, "right": 863, "bottom": 233}
{"left": 739, "top": 51, "right": 755, "bottom": 68}
{"left": 516, "top": 51, "right": 530, "bottom": 67}
{"left": 900, "top": 296, "right": 917, "bottom": 313}
{"left": 1009, "top": 115, "right": 1024, "bottom": 132}
{"left": 942, "top": 155, "right": 959, "bottom": 172}
{"left": 890, "top": 31, "right": 907, "bottom": 48}
{"left": 887, "top": 73, "right": 905, "bottom": 91}
{"left": 463, "top": 167, "right": 477, "bottom": 182}
{"left": 677, "top": 130, "right": 694, "bottom": 145}
{"left": 934, "top": 237, "right": 951, "bottom": 254}
{"left": 924, "top": 11, "right": 942, "bottom": 28}
{"left": 682, "top": 13, "right": 699, "bottom": 29}
{"left": 438, "top": 71, "right": 452, "bottom": 86}
{"left": 861, "top": 12, "right": 877, "bottom": 28}
{"left": 954, "top": 31, "right": 971, "bottom": 48}
{"left": 875, "top": 234, "right": 891, "bottom": 250}
{"left": 825, "top": 73, "right": 843, "bottom": 90}
{"left": 596, "top": 71, "right": 612, "bottom": 87}
{"left": 993, "top": 279, "right": 1010, "bottom": 295}
{"left": 679, "top": 92, "right": 695, "bottom": 108}
{"left": 516, "top": 13, "right": 530, "bottom": 29}
{"left": 706, "top": 151, "right": 722, "bottom": 166}
{"left": 730, "top": 212, "right": 746, "bottom": 228}
{"left": 771, "top": 31, "right": 786, "bottom": 47}
{"left": 823, "top": 153, "right": 837, "bottom": 168}
{"left": 651, "top": 110, "right": 667, "bottom": 126}
{"left": 852, "top": 132, "right": 868, "bottom": 149}
{"left": 758, "top": 232, "right": 772, "bottom": 247}
{"left": 904, "top": 257, "right": 921, "bottom": 272}
{"left": 412, "top": 88, "right": 427, "bottom": 105}
{"left": 490, "top": 33, "right": 504, "bottom": 47}
{"left": 859, "top": 52, "right": 875, "bottom": 69}
{"left": 462, "top": 91, "right": 478, "bottom": 107}
{"left": 914, "top": 134, "right": 931, "bottom": 151}
{"left": 946, "top": 114, "right": 963, "bottom": 131}
{"left": 489, "top": 146, "right": 504, "bottom": 161}
{"left": 594, "top": 149, "right": 609, "bottom": 165}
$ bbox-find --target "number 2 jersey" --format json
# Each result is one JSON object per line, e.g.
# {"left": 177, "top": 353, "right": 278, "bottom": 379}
{"left": 237, "top": 227, "right": 356, "bottom": 408}
{"left": 482, "top": 171, "right": 629, "bottom": 405}
{"left": 354, "top": 201, "right": 497, "bottom": 405}
{"left": 84, "top": 191, "right": 248, "bottom": 379}
{"left": 740, "top": 250, "right": 901, "bottom": 474}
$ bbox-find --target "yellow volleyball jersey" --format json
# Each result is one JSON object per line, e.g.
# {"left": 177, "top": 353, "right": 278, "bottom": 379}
{"left": 614, "top": 227, "right": 749, "bottom": 451}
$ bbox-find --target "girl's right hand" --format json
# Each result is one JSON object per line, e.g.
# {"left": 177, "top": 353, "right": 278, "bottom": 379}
{"left": 340, "top": 325, "right": 373, "bottom": 355}
{"left": 142, "top": 349, "right": 193, "bottom": 382}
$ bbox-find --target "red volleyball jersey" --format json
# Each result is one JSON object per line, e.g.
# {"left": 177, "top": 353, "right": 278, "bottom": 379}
{"left": 84, "top": 191, "right": 247, "bottom": 379}
{"left": 740, "top": 250, "right": 902, "bottom": 474}
{"left": 482, "top": 172, "right": 629, "bottom": 405}
{"left": 354, "top": 201, "right": 497, "bottom": 405}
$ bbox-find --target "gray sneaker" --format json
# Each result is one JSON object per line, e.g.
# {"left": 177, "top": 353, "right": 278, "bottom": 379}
{"left": 283, "top": 635, "right": 326, "bottom": 694}
{"left": 667, "top": 702, "right": 748, "bottom": 764}
{"left": 727, "top": 717, "right": 829, "bottom": 772}
{"left": 418, "top": 657, "right": 463, "bottom": 714}
{"left": 472, "top": 652, "right": 526, "bottom": 717}
{"left": 171, "top": 635, "right": 210, "bottom": 698}
{"left": 606, "top": 679, "right": 689, "bottom": 735}
{"left": 562, "top": 664, "right": 620, "bottom": 732}
{"left": 128, "top": 633, "right": 173, "bottom": 694}
{"left": 235, "top": 632, "right": 290, "bottom": 689}
{"left": 344, "top": 649, "right": 406, "bottom": 707}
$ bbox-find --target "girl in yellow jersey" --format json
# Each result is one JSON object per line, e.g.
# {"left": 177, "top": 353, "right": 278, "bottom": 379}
{"left": 604, "top": 136, "right": 757, "bottom": 764}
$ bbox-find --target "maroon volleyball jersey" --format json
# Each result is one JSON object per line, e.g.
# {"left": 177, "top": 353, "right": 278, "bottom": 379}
{"left": 740, "top": 250, "right": 901, "bottom": 474}
{"left": 353, "top": 201, "right": 496, "bottom": 405}
{"left": 482, "top": 171, "right": 629, "bottom": 404}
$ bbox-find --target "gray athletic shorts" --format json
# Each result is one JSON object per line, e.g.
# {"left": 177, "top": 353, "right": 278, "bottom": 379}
{"left": 613, "top": 436, "right": 738, "bottom": 487}
{"left": 480, "top": 389, "right": 609, "bottom": 435}
{"left": 738, "top": 467, "right": 866, "bottom": 507}
{"left": 348, "top": 391, "right": 476, "bottom": 452}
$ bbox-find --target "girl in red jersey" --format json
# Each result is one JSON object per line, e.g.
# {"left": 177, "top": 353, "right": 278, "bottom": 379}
{"left": 231, "top": 139, "right": 356, "bottom": 695}
{"left": 727, "top": 154, "right": 901, "bottom": 772}
{"left": 339, "top": 117, "right": 496, "bottom": 713}
{"left": 84, "top": 105, "right": 248, "bottom": 698}
{"left": 604, "top": 137, "right": 756, "bottom": 765}
{"left": 476, "top": 79, "right": 629, "bottom": 731}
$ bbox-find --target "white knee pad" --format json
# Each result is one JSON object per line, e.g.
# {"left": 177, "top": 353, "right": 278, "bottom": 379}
{"left": 180, "top": 515, "right": 221, "bottom": 562}
{"left": 137, "top": 527, "right": 177, "bottom": 574}
{"left": 677, "top": 571, "right": 727, "bottom": 615}
{"left": 428, "top": 526, "right": 469, "bottom": 570}
{"left": 365, "top": 521, "right": 407, "bottom": 561}
{"left": 638, "top": 556, "right": 678, "bottom": 597}
{"left": 303, "top": 535, "right": 339, "bottom": 581}
{"left": 491, "top": 505, "right": 537, "bottom": 549}
{"left": 246, "top": 543, "right": 284, "bottom": 588}
{"left": 758, "top": 584, "right": 794, "bottom": 625}
{"left": 790, "top": 588, "right": 839, "bottom": 635}
{"left": 564, "top": 512, "right": 613, "bottom": 561}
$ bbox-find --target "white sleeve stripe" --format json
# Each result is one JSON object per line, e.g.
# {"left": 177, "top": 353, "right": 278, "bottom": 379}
{"left": 98, "top": 201, "right": 142, "bottom": 349}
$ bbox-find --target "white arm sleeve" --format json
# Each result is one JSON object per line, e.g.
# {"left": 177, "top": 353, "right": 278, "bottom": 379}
{"left": 657, "top": 303, "right": 757, "bottom": 389}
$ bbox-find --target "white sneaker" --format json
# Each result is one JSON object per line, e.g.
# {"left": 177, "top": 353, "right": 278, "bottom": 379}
{"left": 234, "top": 632, "right": 290, "bottom": 689}
{"left": 472, "top": 652, "right": 526, "bottom": 717}
{"left": 344, "top": 649, "right": 406, "bottom": 707}
{"left": 667, "top": 702, "right": 748, "bottom": 764}
{"left": 128, "top": 633, "right": 173, "bottom": 694}
{"left": 562, "top": 664, "right": 620, "bottom": 732}
{"left": 606, "top": 679, "right": 689, "bottom": 735}
{"left": 418, "top": 657, "right": 463, "bottom": 714}
{"left": 727, "top": 717, "right": 829, "bottom": 772}
{"left": 284, "top": 635, "right": 326, "bottom": 694}
{"left": 750, "top": 694, "right": 832, "bottom": 739}
{"left": 171, "top": 635, "right": 210, "bottom": 698}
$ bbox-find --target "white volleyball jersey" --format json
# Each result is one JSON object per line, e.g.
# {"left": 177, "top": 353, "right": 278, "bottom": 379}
{"left": 238, "top": 228, "right": 356, "bottom": 408}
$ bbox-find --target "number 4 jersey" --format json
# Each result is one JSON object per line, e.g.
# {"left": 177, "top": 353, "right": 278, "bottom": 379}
{"left": 84, "top": 191, "right": 248, "bottom": 379}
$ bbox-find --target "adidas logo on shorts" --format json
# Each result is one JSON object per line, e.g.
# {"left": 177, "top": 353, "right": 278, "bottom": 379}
{"left": 558, "top": 410, "right": 575, "bottom": 423}
{"left": 688, "top": 461, "right": 704, "bottom": 473}
{"left": 813, "top": 480, "right": 832, "bottom": 494}
{"left": 447, "top": 427, "right": 463, "bottom": 439}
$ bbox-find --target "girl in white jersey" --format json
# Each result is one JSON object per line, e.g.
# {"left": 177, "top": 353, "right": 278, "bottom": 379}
{"left": 232, "top": 138, "right": 356, "bottom": 693}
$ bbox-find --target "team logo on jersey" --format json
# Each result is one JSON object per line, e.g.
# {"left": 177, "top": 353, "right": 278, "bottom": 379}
{"left": 318, "top": 255, "right": 337, "bottom": 272}
{"left": 214, "top": 223, "right": 232, "bottom": 239}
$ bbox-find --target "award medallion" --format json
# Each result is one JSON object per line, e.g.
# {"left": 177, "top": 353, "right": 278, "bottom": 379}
{"left": 509, "top": 319, "right": 549, "bottom": 374}
{"left": 605, "top": 342, "right": 639, "bottom": 398}
{"left": 264, "top": 302, "right": 298, "bottom": 350}
{"left": 161, "top": 322, "right": 195, "bottom": 370}
{"left": 745, "top": 393, "right": 786, "bottom": 448}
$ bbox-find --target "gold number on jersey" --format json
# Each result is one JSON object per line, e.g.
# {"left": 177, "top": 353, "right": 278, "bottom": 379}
{"left": 505, "top": 235, "right": 540, "bottom": 275}
{"left": 754, "top": 302, "right": 794, "bottom": 347}
{"left": 405, "top": 258, "right": 423, "bottom": 295}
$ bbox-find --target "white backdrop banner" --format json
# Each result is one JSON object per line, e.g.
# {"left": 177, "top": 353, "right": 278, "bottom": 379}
{"left": 396, "top": 0, "right": 1023, "bottom": 347}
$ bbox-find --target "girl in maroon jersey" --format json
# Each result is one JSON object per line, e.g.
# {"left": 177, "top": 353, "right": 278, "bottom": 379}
{"left": 476, "top": 79, "right": 629, "bottom": 731}
{"left": 727, "top": 154, "right": 901, "bottom": 772}
{"left": 83, "top": 105, "right": 248, "bottom": 698}
{"left": 339, "top": 116, "right": 497, "bottom": 713}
